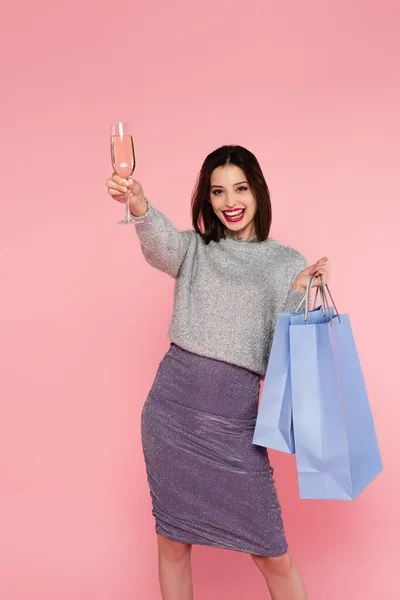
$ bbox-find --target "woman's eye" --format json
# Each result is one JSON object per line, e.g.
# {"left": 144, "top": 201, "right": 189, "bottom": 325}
{"left": 211, "top": 187, "right": 247, "bottom": 195}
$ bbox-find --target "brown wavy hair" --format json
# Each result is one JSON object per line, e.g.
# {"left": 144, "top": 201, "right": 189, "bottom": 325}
{"left": 191, "top": 144, "right": 272, "bottom": 244}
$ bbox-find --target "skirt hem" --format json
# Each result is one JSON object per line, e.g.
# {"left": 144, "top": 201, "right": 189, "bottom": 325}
{"left": 155, "top": 525, "right": 288, "bottom": 558}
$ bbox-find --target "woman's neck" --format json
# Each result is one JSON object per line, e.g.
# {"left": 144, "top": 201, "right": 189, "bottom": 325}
{"left": 225, "top": 222, "right": 257, "bottom": 241}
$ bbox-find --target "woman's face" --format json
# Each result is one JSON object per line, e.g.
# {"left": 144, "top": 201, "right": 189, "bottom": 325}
{"left": 209, "top": 164, "right": 257, "bottom": 239}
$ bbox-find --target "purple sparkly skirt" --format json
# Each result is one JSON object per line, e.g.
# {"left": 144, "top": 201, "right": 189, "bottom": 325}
{"left": 141, "top": 343, "right": 288, "bottom": 557}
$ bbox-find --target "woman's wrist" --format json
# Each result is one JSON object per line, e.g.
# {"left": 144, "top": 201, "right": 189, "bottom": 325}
{"left": 292, "top": 277, "right": 306, "bottom": 292}
{"left": 129, "top": 195, "right": 149, "bottom": 217}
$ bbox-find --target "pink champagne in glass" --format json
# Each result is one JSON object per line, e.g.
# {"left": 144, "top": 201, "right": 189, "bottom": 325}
{"left": 110, "top": 122, "right": 136, "bottom": 224}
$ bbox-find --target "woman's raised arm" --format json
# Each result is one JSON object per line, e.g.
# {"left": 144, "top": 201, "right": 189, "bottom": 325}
{"left": 107, "top": 174, "right": 194, "bottom": 278}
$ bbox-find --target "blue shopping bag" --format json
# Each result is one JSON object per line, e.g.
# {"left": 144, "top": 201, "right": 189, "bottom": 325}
{"left": 252, "top": 311, "right": 298, "bottom": 453}
{"left": 252, "top": 287, "right": 328, "bottom": 453}
{"left": 290, "top": 278, "right": 383, "bottom": 500}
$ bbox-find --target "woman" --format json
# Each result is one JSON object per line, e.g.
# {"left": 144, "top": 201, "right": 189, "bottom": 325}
{"left": 106, "top": 145, "right": 329, "bottom": 600}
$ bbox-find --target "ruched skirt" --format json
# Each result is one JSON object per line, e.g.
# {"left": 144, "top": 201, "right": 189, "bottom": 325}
{"left": 141, "top": 343, "right": 288, "bottom": 556}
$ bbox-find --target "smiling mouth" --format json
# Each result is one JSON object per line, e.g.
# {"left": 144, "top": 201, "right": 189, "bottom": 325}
{"left": 223, "top": 208, "right": 245, "bottom": 222}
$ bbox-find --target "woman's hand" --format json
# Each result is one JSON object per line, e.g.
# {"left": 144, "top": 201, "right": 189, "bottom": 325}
{"left": 106, "top": 173, "right": 148, "bottom": 217}
{"left": 293, "top": 257, "right": 330, "bottom": 291}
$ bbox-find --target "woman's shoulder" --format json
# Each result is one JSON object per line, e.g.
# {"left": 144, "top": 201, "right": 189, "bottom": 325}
{"left": 181, "top": 228, "right": 203, "bottom": 244}
{"left": 266, "top": 237, "right": 307, "bottom": 269}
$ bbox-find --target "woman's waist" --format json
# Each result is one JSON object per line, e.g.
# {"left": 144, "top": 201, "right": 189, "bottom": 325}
{"left": 149, "top": 343, "right": 260, "bottom": 420}
{"left": 168, "top": 325, "right": 268, "bottom": 371}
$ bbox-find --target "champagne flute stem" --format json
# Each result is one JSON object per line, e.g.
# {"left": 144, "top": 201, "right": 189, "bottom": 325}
{"left": 125, "top": 191, "right": 131, "bottom": 222}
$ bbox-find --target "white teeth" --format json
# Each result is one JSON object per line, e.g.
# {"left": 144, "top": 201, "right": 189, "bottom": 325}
{"left": 224, "top": 209, "right": 244, "bottom": 216}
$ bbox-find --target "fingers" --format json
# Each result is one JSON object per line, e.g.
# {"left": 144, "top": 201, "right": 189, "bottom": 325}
{"left": 112, "top": 172, "right": 131, "bottom": 187}
{"left": 312, "top": 263, "right": 329, "bottom": 272}
{"left": 106, "top": 173, "right": 130, "bottom": 195}
{"left": 312, "top": 257, "right": 329, "bottom": 270}
{"left": 311, "top": 267, "right": 328, "bottom": 279}
{"left": 108, "top": 183, "right": 128, "bottom": 194}
{"left": 309, "top": 257, "right": 330, "bottom": 285}
{"left": 108, "top": 188, "right": 125, "bottom": 197}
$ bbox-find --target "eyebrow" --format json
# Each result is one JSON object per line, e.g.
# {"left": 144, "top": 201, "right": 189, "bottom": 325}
{"left": 210, "top": 181, "right": 248, "bottom": 189}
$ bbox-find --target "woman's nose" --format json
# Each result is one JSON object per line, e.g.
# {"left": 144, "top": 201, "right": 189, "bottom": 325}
{"left": 224, "top": 196, "right": 236, "bottom": 208}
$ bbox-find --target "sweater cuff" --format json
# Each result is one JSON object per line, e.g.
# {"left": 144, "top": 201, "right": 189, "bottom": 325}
{"left": 284, "top": 286, "right": 308, "bottom": 313}
{"left": 130, "top": 197, "right": 153, "bottom": 224}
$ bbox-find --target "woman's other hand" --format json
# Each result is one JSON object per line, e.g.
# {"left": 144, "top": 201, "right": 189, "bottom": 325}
{"left": 293, "top": 257, "right": 330, "bottom": 291}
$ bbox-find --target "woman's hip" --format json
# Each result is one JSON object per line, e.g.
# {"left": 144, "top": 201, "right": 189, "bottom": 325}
{"left": 146, "top": 343, "right": 260, "bottom": 420}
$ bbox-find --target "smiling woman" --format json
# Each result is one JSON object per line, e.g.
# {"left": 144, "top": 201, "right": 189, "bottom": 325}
{"left": 191, "top": 145, "right": 272, "bottom": 244}
{"left": 106, "top": 144, "right": 329, "bottom": 600}
{"left": 209, "top": 166, "right": 258, "bottom": 236}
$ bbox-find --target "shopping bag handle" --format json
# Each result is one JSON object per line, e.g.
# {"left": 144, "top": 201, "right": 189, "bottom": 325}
{"left": 306, "top": 275, "right": 341, "bottom": 323}
{"left": 295, "top": 274, "right": 341, "bottom": 324}
{"left": 314, "top": 284, "right": 329, "bottom": 316}
{"left": 295, "top": 276, "right": 326, "bottom": 313}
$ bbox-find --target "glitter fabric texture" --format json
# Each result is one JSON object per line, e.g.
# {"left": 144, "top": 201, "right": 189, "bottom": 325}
{"left": 134, "top": 199, "right": 308, "bottom": 555}
{"left": 133, "top": 199, "right": 308, "bottom": 377}
{"left": 141, "top": 343, "right": 288, "bottom": 556}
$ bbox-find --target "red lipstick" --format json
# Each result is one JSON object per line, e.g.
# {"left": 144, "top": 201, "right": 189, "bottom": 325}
{"left": 223, "top": 208, "right": 245, "bottom": 223}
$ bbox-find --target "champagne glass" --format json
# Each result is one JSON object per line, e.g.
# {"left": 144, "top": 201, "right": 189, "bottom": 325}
{"left": 110, "top": 122, "right": 136, "bottom": 224}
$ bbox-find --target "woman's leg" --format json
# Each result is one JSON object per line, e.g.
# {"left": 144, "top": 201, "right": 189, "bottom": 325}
{"left": 157, "top": 533, "right": 194, "bottom": 600}
{"left": 250, "top": 552, "right": 307, "bottom": 600}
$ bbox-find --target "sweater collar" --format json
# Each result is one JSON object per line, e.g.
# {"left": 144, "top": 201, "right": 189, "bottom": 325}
{"left": 224, "top": 231, "right": 259, "bottom": 243}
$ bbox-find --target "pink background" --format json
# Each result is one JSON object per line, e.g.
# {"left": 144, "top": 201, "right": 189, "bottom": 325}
{"left": 1, "top": 1, "right": 399, "bottom": 598}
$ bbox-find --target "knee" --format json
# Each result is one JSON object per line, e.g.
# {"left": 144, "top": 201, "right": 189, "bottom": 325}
{"left": 251, "top": 551, "right": 292, "bottom": 578}
{"left": 157, "top": 533, "right": 192, "bottom": 562}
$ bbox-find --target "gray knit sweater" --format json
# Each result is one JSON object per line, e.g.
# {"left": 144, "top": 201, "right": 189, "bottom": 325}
{"left": 132, "top": 199, "right": 307, "bottom": 377}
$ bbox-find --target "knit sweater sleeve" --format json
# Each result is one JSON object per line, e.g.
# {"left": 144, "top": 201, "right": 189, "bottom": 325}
{"left": 282, "top": 249, "right": 308, "bottom": 313}
{"left": 131, "top": 198, "right": 194, "bottom": 278}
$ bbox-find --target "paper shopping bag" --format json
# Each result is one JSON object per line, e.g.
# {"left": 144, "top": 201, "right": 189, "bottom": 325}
{"left": 252, "top": 286, "right": 329, "bottom": 453}
{"left": 290, "top": 307, "right": 383, "bottom": 500}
